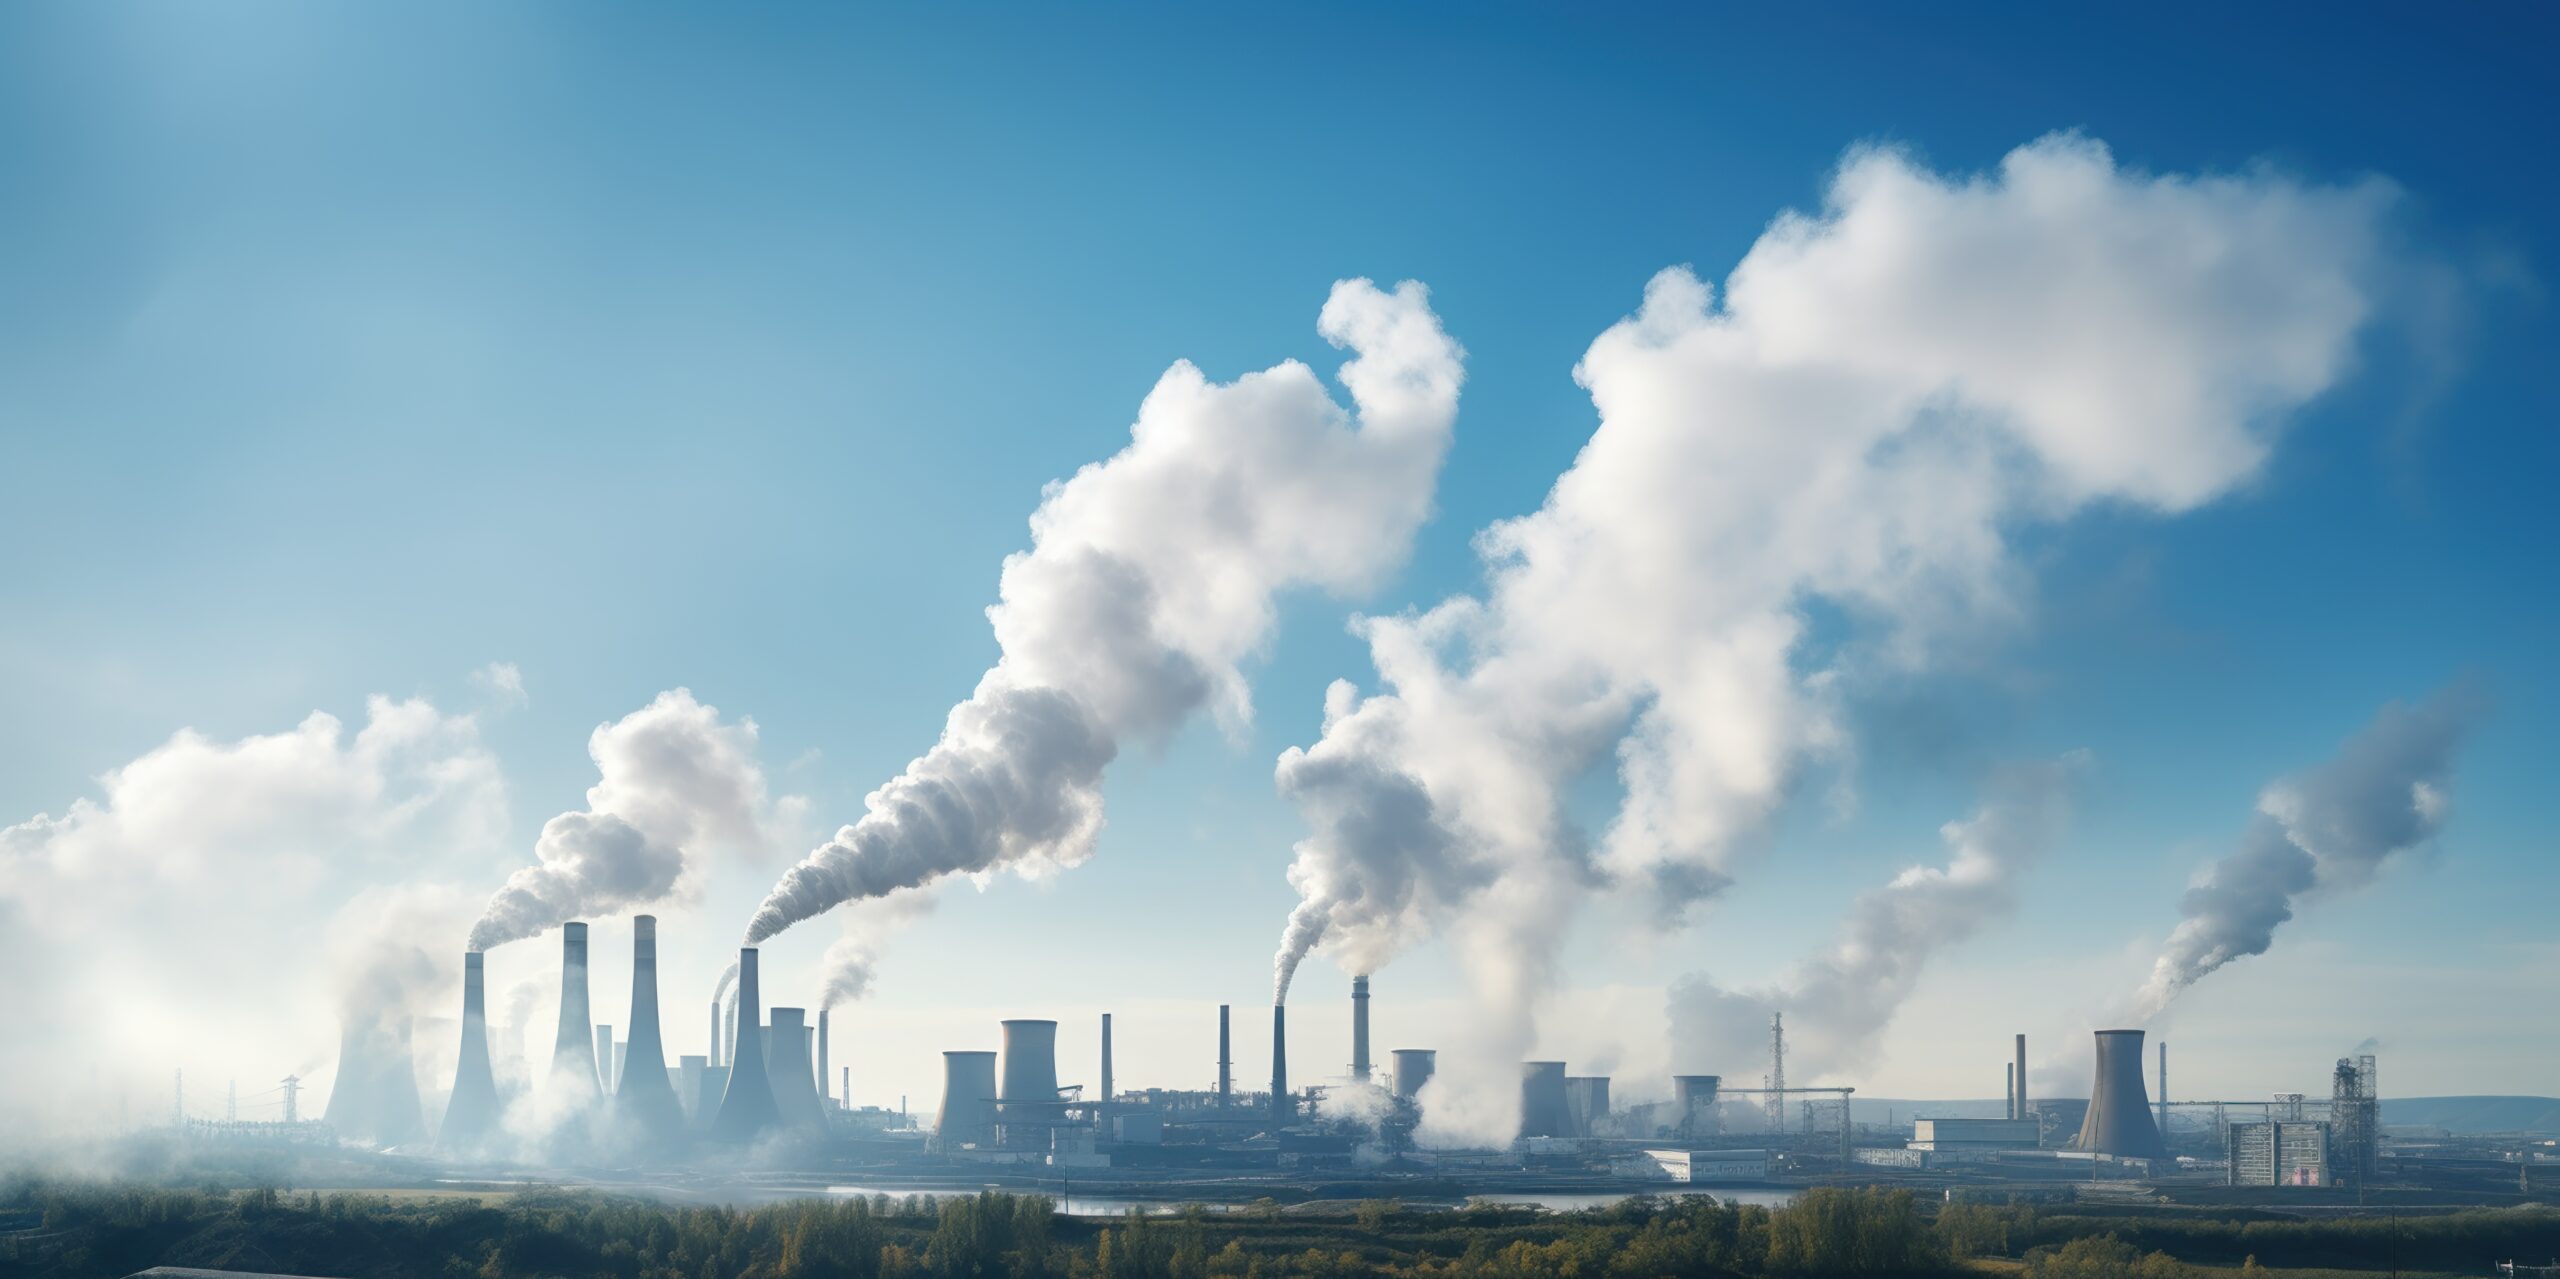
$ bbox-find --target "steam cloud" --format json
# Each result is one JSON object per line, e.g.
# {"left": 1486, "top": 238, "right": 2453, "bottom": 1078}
{"left": 470, "top": 689, "right": 800, "bottom": 951}
{"left": 1668, "top": 755, "right": 2082, "bottom": 1080}
{"left": 1266, "top": 134, "right": 2399, "bottom": 1140}
{"left": 2133, "top": 688, "right": 2479, "bottom": 1017}
{"left": 819, "top": 889, "right": 936, "bottom": 1009}
{"left": 744, "top": 280, "right": 1464, "bottom": 945}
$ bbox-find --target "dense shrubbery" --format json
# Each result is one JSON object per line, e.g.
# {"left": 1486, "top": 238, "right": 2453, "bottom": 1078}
{"left": 7, "top": 1173, "right": 2558, "bottom": 1278}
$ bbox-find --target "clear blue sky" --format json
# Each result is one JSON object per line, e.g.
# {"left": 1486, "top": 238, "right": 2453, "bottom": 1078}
{"left": 1, "top": 4, "right": 2552, "bottom": 1112}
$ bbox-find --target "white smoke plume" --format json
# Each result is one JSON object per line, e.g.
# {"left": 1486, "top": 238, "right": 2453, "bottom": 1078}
{"left": 1668, "top": 755, "right": 2083, "bottom": 1081}
{"left": 470, "top": 689, "right": 802, "bottom": 950}
{"left": 2133, "top": 687, "right": 2479, "bottom": 1018}
{"left": 1269, "top": 134, "right": 2401, "bottom": 1141}
{"left": 744, "top": 279, "right": 1464, "bottom": 945}
{"left": 819, "top": 889, "right": 937, "bottom": 1009}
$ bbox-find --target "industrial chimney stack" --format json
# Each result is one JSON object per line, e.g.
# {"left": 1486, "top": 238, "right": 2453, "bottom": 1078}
{"left": 614, "top": 915, "right": 686, "bottom": 1143}
{"left": 818, "top": 1010, "right": 832, "bottom": 1106}
{"left": 1100, "top": 1013, "right": 1114, "bottom": 1107}
{"left": 549, "top": 923, "right": 602, "bottom": 1103}
{"left": 2014, "top": 1034, "right": 2028, "bottom": 1120}
{"left": 1351, "top": 975, "right": 1371, "bottom": 1083}
{"left": 439, "top": 951, "right": 500, "bottom": 1149}
{"left": 1217, "top": 1004, "right": 1232, "bottom": 1110}
{"left": 2075, "top": 1028, "right": 2168, "bottom": 1160}
{"left": 711, "top": 947, "right": 781, "bottom": 1140}
{"left": 1270, "top": 1003, "right": 1291, "bottom": 1123}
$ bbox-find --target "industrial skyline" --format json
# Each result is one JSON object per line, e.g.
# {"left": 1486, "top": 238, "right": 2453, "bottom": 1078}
{"left": 3, "top": 4, "right": 2556, "bottom": 1157}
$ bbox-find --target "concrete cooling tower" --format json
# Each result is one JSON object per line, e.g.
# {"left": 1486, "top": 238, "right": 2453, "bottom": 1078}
{"left": 998, "top": 1019, "right": 1060, "bottom": 1148}
{"left": 1673, "top": 1074, "right": 1721, "bottom": 1138}
{"left": 1564, "top": 1076, "right": 1611, "bottom": 1138}
{"left": 548, "top": 923, "right": 601, "bottom": 1106}
{"left": 1519, "top": 1062, "right": 1569, "bottom": 1138}
{"left": 2075, "top": 1028, "right": 2168, "bottom": 1160}
{"left": 766, "top": 1007, "right": 827, "bottom": 1135}
{"left": 938, "top": 1050, "right": 999, "bottom": 1151}
{"left": 1391, "top": 1049, "right": 1435, "bottom": 1099}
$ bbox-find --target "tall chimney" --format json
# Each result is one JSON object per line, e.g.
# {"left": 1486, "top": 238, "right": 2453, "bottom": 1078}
{"left": 614, "top": 915, "right": 685, "bottom": 1142}
{"left": 1100, "top": 1013, "right": 1114, "bottom": 1106}
{"left": 1270, "top": 1003, "right": 1291, "bottom": 1123}
{"left": 2075, "top": 1029, "right": 2167, "bottom": 1160}
{"left": 767, "top": 1007, "right": 826, "bottom": 1134}
{"left": 2006, "top": 1062, "right": 2016, "bottom": 1119}
{"left": 1217, "top": 1004, "right": 1232, "bottom": 1109}
{"left": 2015, "top": 1033, "right": 2028, "bottom": 1121}
{"left": 999, "top": 1019, "right": 1060, "bottom": 1148}
{"left": 710, "top": 947, "right": 780, "bottom": 1140}
{"left": 439, "top": 951, "right": 501, "bottom": 1149}
{"left": 1351, "top": 975, "right": 1371, "bottom": 1083}
{"left": 2158, "top": 1040, "right": 2169, "bottom": 1132}
{"left": 549, "top": 923, "right": 602, "bottom": 1103}
{"left": 936, "top": 1050, "right": 998, "bottom": 1151}
{"left": 818, "top": 1009, "right": 832, "bottom": 1104}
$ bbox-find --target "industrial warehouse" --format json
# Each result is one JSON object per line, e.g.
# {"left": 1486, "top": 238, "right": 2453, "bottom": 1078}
{"left": 154, "top": 914, "right": 2558, "bottom": 1216}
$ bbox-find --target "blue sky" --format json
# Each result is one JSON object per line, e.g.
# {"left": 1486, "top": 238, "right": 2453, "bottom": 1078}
{"left": 1, "top": 4, "right": 2553, "bottom": 1120}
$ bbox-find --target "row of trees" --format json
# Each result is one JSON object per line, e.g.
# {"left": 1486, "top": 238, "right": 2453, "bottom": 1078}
{"left": 11, "top": 1174, "right": 2560, "bottom": 1279}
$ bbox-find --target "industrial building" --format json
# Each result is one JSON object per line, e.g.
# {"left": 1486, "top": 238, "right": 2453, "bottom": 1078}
{"left": 2230, "top": 1119, "right": 2331, "bottom": 1186}
{"left": 1908, "top": 1117, "right": 2040, "bottom": 1157}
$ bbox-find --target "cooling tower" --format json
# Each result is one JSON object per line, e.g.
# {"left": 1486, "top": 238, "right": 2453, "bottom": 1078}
{"left": 1564, "top": 1076, "right": 1611, "bottom": 1138}
{"left": 818, "top": 1009, "right": 831, "bottom": 1104}
{"left": 613, "top": 915, "right": 686, "bottom": 1143}
{"left": 549, "top": 923, "right": 602, "bottom": 1102}
{"left": 1351, "top": 975, "right": 1371, "bottom": 1083}
{"left": 937, "top": 1050, "right": 999, "bottom": 1151}
{"left": 1391, "top": 1049, "right": 1435, "bottom": 1099}
{"left": 324, "top": 1016, "right": 378, "bottom": 1138}
{"left": 2075, "top": 1029, "right": 2167, "bottom": 1160}
{"left": 677, "top": 1056, "right": 707, "bottom": 1119}
{"left": 1519, "top": 1062, "right": 1569, "bottom": 1138}
{"left": 2014, "top": 1034, "right": 2028, "bottom": 1120}
{"left": 1270, "top": 1004, "right": 1291, "bottom": 1123}
{"left": 1672, "top": 1074, "right": 1721, "bottom": 1137}
{"left": 766, "top": 1008, "right": 827, "bottom": 1134}
{"left": 1217, "top": 1004, "right": 1232, "bottom": 1108}
{"left": 439, "top": 951, "right": 501, "bottom": 1148}
{"left": 376, "top": 1018, "right": 424, "bottom": 1146}
{"left": 998, "top": 1019, "right": 1060, "bottom": 1147}
{"left": 710, "top": 947, "right": 781, "bottom": 1140}
{"left": 1100, "top": 1013, "right": 1114, "bottom": 1105}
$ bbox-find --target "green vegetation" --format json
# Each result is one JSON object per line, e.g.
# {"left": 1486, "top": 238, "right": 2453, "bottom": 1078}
{"left": 5, "top": 1176, "right": 2556, "bottom": 1278}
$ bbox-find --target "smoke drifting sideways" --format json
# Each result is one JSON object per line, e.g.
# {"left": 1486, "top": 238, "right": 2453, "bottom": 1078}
{"left": 470, "top": 690, "right": 802, "bottom": 951}
{"left": 743, "top": 279, "right": 1465, "bottom": 946}
{"left": 2133, "top": 687, "right": 2481, "bottom": 1019}
{"left": 1668, "top": 755, "right": 2083, "bottom": 1082}
{"left": 1268, "top": 134, "right": 2403, "bottom": 1144}
{"left": 819, "top": 889, "right": 937, "bottom": 1010}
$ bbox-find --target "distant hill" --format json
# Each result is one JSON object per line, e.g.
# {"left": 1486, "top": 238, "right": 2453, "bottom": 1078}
{"left": 1843, "top": 1096, "right": 2560, "bottom": 1135}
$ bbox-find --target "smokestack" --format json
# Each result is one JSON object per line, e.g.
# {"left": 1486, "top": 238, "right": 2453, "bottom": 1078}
{"left": 1351, "top": 975, "right": 1371, "bottom": 1083}
{"left": 998, "top": 1019, "right": 1060, "bottom": 1148}
{"left": 2015, "top": 1034, "right": 2028, "bottom": 1121}
{"left": 1100, "top": 1013, "right": 1114, "bottom": 1106}
{"left": 439, "top": 951, "right": 500, "bottom": 1149}
{"left": 1392, "top": 1049, "right": 1436, "bottom": 1099}
{"left": 549, "top": 923, "right": 601, "bottom": 1102}
{"left": 1217, "top": 1004, "right": 1232, "bottom": 1109}
{"left": 710, "top": 947, "right": 780, "bottom": 1140}
{"left": 1519, "top": 1062, "right": 1568, "bottom": 1139}
{"left": 614, "top": 915, "right": 685, "bottom": 1142}
{"left": 818, "top": 1009, "right": 831, "bottom": 1103}
{"left": 2075, "top": 1029, "right": 2167, "bottom": 1160}
{"left": 1672, "top": 1074, "right": 1720, "bottom": 1139}
{"left": 2158, "top": 1040, "right": 2169, "bottom": 1131}
{"left": 2006, "top": 1063, "right": 2016, "bottom": 1119}
{"left": 1564, "top": 1076, "right": 1611, "bottom": 1138}
{"left": 1270, "top": 1004, "right": 1291, "bottom": 1123}
{"left": 766, "top": 1008, "right": 826, "bottom": 1134}
{"left": 937, "top": 1050, "right": 998, "bottom": 1151}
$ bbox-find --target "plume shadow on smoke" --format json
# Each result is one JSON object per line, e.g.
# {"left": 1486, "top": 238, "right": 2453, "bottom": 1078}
{"left": 2133, "top": 686, "right": 2481, "bottom": 1018}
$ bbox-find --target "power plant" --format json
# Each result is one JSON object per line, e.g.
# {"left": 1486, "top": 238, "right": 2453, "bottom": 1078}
{"left": 154, "top": 913, "right": 2410, "bottom": 1214}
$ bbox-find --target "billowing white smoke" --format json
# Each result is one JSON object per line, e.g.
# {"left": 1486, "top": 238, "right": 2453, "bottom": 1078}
{"left": 2134, "top": 688, "right": 2478, "bottom": 1018}
{"left": 819, "top": 889, "right": 936, "bottom": 1009}
{"left": 1269, "top": 134, "right": 2399, "bottom": 1143}
{"left": 470, "top": 689, "right": 801, "bottom": 950}
{"left": 744, "top": 280, "right": 1464, "bottom": 945}
{"left": 1668, "top": 755, "right": 2082, "bottom": 1080}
